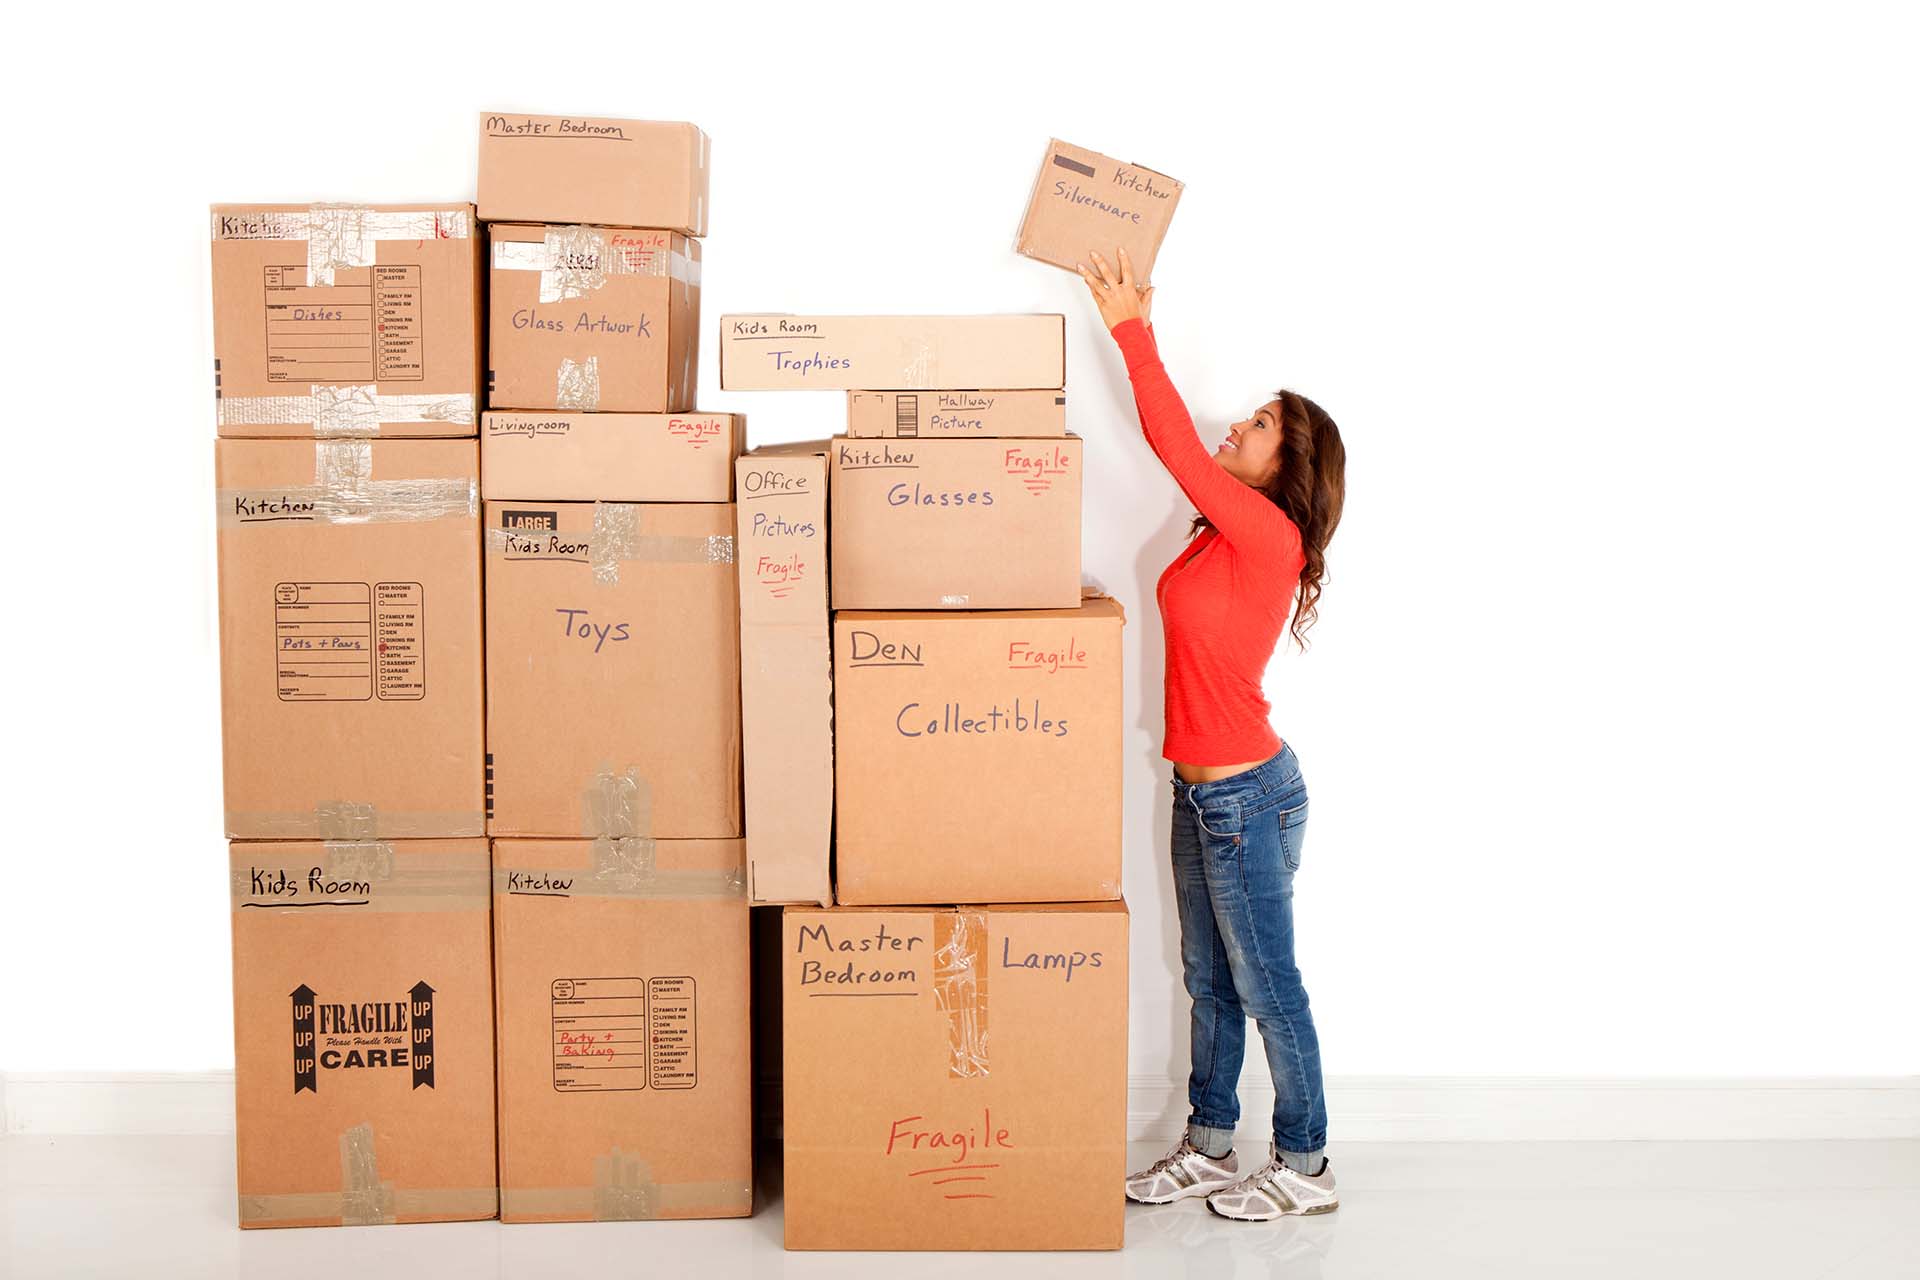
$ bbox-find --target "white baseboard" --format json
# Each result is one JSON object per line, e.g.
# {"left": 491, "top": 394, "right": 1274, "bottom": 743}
{"left": 10, "top": 1071, "right": 1914, "bottom": 1142}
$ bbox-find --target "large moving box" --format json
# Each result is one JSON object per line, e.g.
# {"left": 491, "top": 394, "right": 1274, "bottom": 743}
{"left": 216, "top": 439, "right": 484, "bottom": 839}
{"left": 1015, "top": 138, "right": 1183, "bottom": 285}
{"left": 478, "top": 114, "right": 710, "bottom": 235}
{"left": 719, "top": 315, "right": 1065, "bottom": 391}
{"left": 782, "top": 901, "right": 1128, "bottom": 1251}
{"left": 736, "top": 443, "right": 833, "bottom": 906}
{"left": 492, "top": 838, "right": 752, "bottom": 1222}
{"left": 230, "top": 838, "right": 497, "bottom": 1227}
{"left": 482, "top": 411, "right": 743, "bottom": 502}
{"left": 483, "top": 500, "right": 740, "bottom": 839}
{"left": 832, "top": 596, "right": 1124, "bottom": 904}
{"left": 488, "top": 224, "right": 700, "bottom": 413}
{"left": 210, "top": 203, "right": 481, "bottom": 438}
{"left": 830, "top": 436, "right": 1082, "bottom": 611}
{"left": 847, "top": 390, "right": 1068, "bottom": 439}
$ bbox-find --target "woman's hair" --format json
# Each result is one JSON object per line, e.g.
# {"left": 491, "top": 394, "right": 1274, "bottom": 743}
{"left": 1190, "top": 389, "right": 1347, "bottom": 649}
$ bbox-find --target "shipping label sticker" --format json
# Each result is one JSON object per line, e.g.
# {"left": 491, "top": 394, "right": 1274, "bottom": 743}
{"left": 263, "top": 264, "right": 425, "bottom": 385}
{"left": 275, "top": 582, "right": 373, "bottom": 701}
{"left": 551, "top": 977, "right": 649, "bottom": 1092}
{"left": 373, "top": 582, "right": 425, "bottom": 701}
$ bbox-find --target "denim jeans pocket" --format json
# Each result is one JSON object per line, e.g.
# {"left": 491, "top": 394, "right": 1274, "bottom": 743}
{"left": 1187, "top": 795, "right": 1244, "bottom": 842}
{"left": 1275, "top": 799, "right": 1309, "bottom": 871}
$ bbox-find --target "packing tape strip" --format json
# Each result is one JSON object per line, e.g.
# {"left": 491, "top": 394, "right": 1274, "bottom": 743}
{"left": 501, "top": 1176, "right": 751, "bottom": 1222}
{"left": 212, "top": 206, "right": 472, "bottom": 287}
{"left": 239, "top": 1185, "right": 498, "bottom": 1227}
{"left": 217, "top": 441, "right": 478, "bottom": 528}
{"left": 556, "top": 356, "right": 600, "bottom": 411}
{"left": 224, "top": 808, "right": 487, "bottom": 839}
{"left": 897, "top": 337, "right": 937, "bottom": 389}
{"left": 216, "top": 386, "right": 476, "bottom": 434}
{"left": 231, "top": 847, "right": 492, "bottom": 913}
{"left": 933, "top": 909, "right": 990, "bottom": 1079}
{"left": 482, "top": 508, "right": 734, "bottom": 586}
{"left": 584, "top": 764, "right": 652, "bottom": 839}
{"left": 491, "top": 227, "right": 697, "bottom": 303}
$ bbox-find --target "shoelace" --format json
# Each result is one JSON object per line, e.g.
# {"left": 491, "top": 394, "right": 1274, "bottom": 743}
{"left": 1143, "top": 1141, "right": 1205, "bottom": 1177}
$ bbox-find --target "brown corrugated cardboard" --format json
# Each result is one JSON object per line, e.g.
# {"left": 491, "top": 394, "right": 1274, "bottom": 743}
{"left": 478, "top": 114, "right": 709, "bottom": 235}
{"left": 492, "top": 838, "right": 752, "bottom": 1222}
{"left": 833, "top": 596, "right": 1124, "bottom": 905}
{"left": 847, "top": 390, "right": 1068, "bottom": 439}
{"left": 488, "top": 224, "right": 700, "bottom": 413}
{"left": 483, "top": 500, "right": 740, "bottom": 838}
{"left": 211, "top": 203, "right": 482, "bottom": 438}
{"left": 719, "top": 315, "right": 1064, "bottom": 391}
{"left": 230, "top": 838, "right": 497, "bottom": 1228}
{"left": 482, "top": 411, "right": 743, "bottom": 502}
{"left": 1016, "top": 138, "right": 1183, "bottom": 285}
{"left": 216, "top": 439, "right": 484, "bottom": 839}
{"left": 782, "top": 901, "right": 1128, "bottom": 1251}
{"left": 830, "top": 436, "right": 1082, "bottom": 610}
{"left": 736, "top": 444, "right": 833, "bottom": 907}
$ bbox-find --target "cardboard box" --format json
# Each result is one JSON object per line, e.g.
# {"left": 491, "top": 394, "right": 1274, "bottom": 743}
{"left": 211, "top": 204, "right": 482, "bottom": 438}
{"left": 216, "top": 439, "right": 484, "bottom": 839}
{"left": 488, "top": 224, "right": 700, "bottom": 413}
{"left": 847, "top": 390, "right": 1068, "bottom": 439}
{"left": 719, "top": 315, "right": 1064, "bottom": 391}
{"left": 1015, "top": 138, "right": 1183, "bottom": 285}
{"left": 483, "top": 500, "right": 740, "bottom": 838}
{"left": 833, "top": 595, "right": 1124, "bottom": 904}
{"left": 230, "top": 838, "right": 497, "bottom": 1227}
{"left": 782, "top": 901, "right": 1128, "bottom": 1251}
{"left": 482, "top": 411, "right": 743, "bottom": 502}
{"left": 736, "top": 443, "right": 833, "bottom": 907}
{"left": 830, "top": 436, "right": 1082, "bottom": 611}
{"left": 478, "top": 114, "right": 709, "bottom": 235}
{"left": 492, "top": 838, "right": 752, "bottom": 1222}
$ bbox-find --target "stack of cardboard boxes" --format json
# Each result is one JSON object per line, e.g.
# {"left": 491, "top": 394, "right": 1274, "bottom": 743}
{"left": 476, "top": 114, "right": 752, "bottom": 1225}
{"left": 212, "top": 202, "right": 496, "bottom": 1226}
{"left": 721, "top": 317, "right": 1131, "bottom": 1251}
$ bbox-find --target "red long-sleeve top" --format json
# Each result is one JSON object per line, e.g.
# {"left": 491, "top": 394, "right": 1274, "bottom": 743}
{"left": 1113, "top": 317, "right": 1305, "bottom": 766}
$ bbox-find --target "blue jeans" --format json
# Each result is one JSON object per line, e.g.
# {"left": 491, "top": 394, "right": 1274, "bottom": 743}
{"left": 1170, "top": 743, "right": 1327, "bottom": 1169}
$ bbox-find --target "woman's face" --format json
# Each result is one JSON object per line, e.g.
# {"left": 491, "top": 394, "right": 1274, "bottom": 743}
{"left": 1215, "top": 400, "right": 1284, "bottom": 487}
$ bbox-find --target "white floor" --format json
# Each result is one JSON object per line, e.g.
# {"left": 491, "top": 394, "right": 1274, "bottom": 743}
{"left": 2, "top": 1135, "right": 1915, "bottom": 1278}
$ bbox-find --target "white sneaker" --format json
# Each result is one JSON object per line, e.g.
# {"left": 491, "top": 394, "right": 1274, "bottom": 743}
{"left": 1206, "top": 1144, "right": 1339, "bottom": 1220}
{"left": 1124, "top": 1133, "right": 1242, "bottom": 1204}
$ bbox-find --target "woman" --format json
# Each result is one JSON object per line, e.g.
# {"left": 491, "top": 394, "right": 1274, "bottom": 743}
{"left": 1078, "top": 248, "right": 1347, "bottom": 1221}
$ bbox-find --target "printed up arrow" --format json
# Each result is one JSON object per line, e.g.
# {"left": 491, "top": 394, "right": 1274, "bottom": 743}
{"left": 409, "top": 980, "right": 436, "bottom": 1090}
{"left": 290, "top": 984, "right": 317, "bottom": 1095}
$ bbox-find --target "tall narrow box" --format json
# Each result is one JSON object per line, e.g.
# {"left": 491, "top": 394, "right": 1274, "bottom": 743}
{"left": 488, "top": 224, "right": 700, "bottom": 413}
{"left": 230, "top": 838, "right": 498, "bottom": 1227}
{"left": 832, "top": 596, "right": 1125, "bottom": 904}
{"left": 482, "top": 500, "right": 740, "bottom": 839}
{"left": 210, "top": 203, "right": 482, "bottom": 437}
{"left": 216, "top": 438, "right": 484, "bottom": 839}
{"left": 492, "top": 838, "right": 753, "bottom": 1222}
{"left": 782, "top": 901, "right": 1128, "bottom": 1251}
{"left": 736, "top": 443, "right": 833, "bottom": 906}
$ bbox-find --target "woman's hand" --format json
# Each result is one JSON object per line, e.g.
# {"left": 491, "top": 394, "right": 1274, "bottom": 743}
{"left": 1077, "top": 248, "right": 1155, "bottom": 332}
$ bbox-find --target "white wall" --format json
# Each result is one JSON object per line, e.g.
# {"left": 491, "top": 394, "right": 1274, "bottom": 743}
{"left": 3, "top": 2, "right": 1915, "bottom": 1083}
